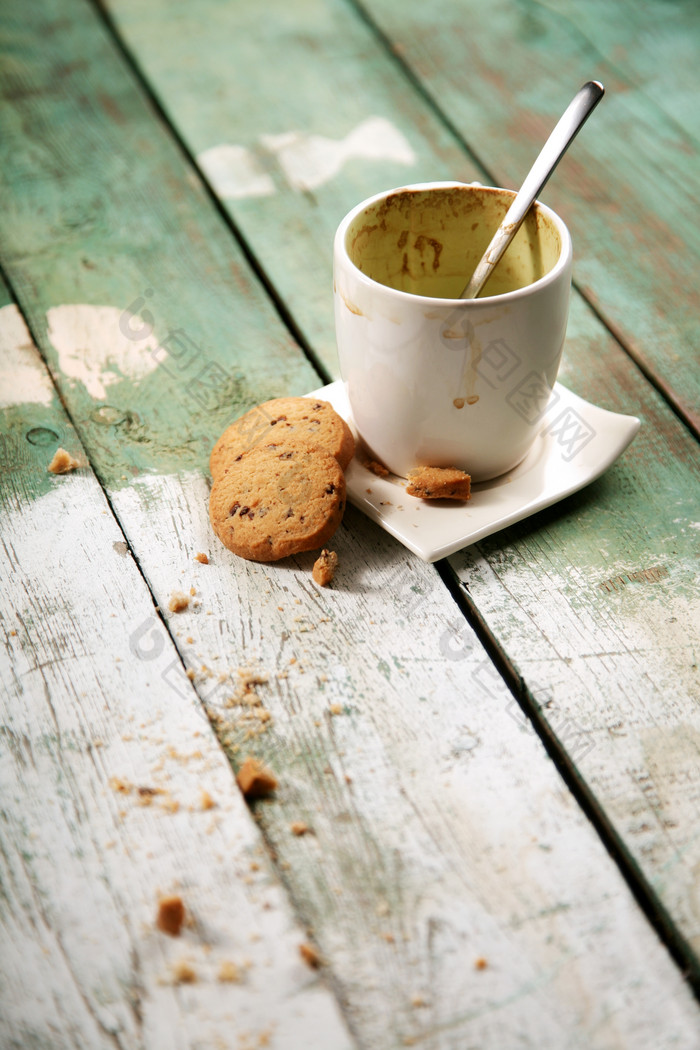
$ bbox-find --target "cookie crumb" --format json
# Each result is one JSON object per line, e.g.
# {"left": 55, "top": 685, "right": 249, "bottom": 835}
{"left": 217, "top": 960, "right": 241, "bottom": 983}
{"left": 172, "top": 960, "right": 197, "bottom": 983}
{"left": 290, "top": 821, "right": 310, "bottom": 836}
{"left": 168, "top": 591, "right": 190, "bottom": 612}
{"left": 156, "top": 895, "right": 185, "bottom": 936}
{"left": 48, "top": 448, "right": 81, "bottom": 474}
{"left": 200, "top": 789, "right": 216, "bottom": 811}
{"left": 194, "top": 552, "right": 209, "bottom": 564}
{"left": 299, "top": 941, "right": 321, "bottom": 968}
{"left": 365, "top": 457, "right": 389, "bottom": 477}
{"left": 312, "top": 549, "right": 338, "bottom": 586}
{"left": 236, "top": 756, "right": 278, "bottom": 800}
{"left": 406, "top": 466, "right": 471, "bottom": 500}
{"left": 474, "top": 956, "right": 488, "bottom": 971}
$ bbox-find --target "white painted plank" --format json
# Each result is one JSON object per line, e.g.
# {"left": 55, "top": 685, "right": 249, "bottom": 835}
{"left": 0, "top": 304, "right": 355, "bottom": 1050}
{"left": 445, "top": 295, "right": 700, "bottom": 962}
{"left": 109, "top": 458, "right": 700, "bottom": 1049}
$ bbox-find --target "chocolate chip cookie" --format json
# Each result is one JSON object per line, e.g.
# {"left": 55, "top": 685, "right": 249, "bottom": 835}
{"left": 210, "top": 397, "right": 355, "bottom": 480}
{"left": 209, "top": 444, "right": 346, "bottom": 562}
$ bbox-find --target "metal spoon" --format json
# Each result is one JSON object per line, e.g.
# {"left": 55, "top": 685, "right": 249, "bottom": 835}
{"left": 459, "top": 80, "right": 604, "bottom": 299}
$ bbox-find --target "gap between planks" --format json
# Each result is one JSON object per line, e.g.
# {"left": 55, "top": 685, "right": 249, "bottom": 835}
{"left": 0, "top": 257, "right": 192, "bottom": 692}
{"left": 435, "top": 556, "right": 700, "bottom": 1000}
{"left": 89, "top": 0, "right": 332, "bottom": 388}
{"left": 344, "top": 0, "right": 700, "bottom": 443}
{"left": 0, "top": 264, "right": 360, "bottom": 1021}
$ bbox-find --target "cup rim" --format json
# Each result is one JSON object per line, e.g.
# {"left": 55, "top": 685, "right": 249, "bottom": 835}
{"left": 334, "top": 181, "right": 572, "bottom": 306}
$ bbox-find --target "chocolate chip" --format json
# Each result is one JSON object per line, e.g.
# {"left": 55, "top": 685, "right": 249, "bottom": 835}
{"left": 240, "top": 505, "right": 250, "bottom": 517}
{"left": 312, "top": 402, "right": 322, "bottom": 410}
{"left": 285, "top": 508, "right": 294, "bottom": 518}
{"left": 325, "top": 483, "right": 335, "bottom": 494}
{"left": 279, "top": 451, "right": 294, "bottom": 459}
{"left": 229, "top": 502, "right": 241, "bottom": 516}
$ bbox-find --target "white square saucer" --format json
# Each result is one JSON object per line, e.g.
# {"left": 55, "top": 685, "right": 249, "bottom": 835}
{"left": 307, "top": 381, "right": 640, "bottom": 562}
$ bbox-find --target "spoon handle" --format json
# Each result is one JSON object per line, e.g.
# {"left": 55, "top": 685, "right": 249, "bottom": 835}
{"left": 460, "top": 80, "right": 604, "bottom": 299}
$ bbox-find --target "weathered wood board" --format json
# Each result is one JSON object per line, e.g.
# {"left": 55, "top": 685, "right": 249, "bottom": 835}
{"left": 102, "top": 0, "right": 700, "bottom": 433}
{"left": 108, "top": 467, "right": 700, "bottom": 1049}
{"left": 98, "top": 0, "right": 700, "bottom": 986}
{"left": 447, "top": 287, "right": 700, "bottom": 960}
{"left": 96, "top": 0, "right": 483, "bottom": 378}
{"left": 359, "top": 0, "right": 700, "bottom": 433}
{"left": 0, "top": 0, "right": 319, "bottom": 490}
{"left": 0, "top": 295, "right": 355, "bottom": 1049}
{"left": 2, "top": 0, "right": 700, "bottom": 1046}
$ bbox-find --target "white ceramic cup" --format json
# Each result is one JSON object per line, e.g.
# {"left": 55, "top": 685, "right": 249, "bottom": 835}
{"left": 333, "top": 182, "right": 573, "bottom": 481}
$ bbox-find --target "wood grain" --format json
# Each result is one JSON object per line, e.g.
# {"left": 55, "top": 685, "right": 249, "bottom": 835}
{"left": 447, "top": 289, "right": 700, "bottom": 960}
{"left": 0, "top": 0, "right": 319, "bottom": 490}
{"left": 110, "top": 468, "right": 700, "bottom": 1048}
{"left": 96, "top": 0, "right": 484, "bottom": 378}
{"left": 100, "top": 0, "right": 700, "bottom": 435}
{"left": 2, "top": 0, "right": 700, "bottom": 1044}
{"left": 0, "top": 297, "right": 355, "bottom": 1049}
{"left": 96, "top": 0, "right": 700, "bottom": 981}
{"left": 352, "top": 0, "right": 700, "bottom": 434}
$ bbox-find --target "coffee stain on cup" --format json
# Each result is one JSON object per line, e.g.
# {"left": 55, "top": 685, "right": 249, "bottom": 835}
{"left": 340, "top": 291, "right": 364, "bottom": 317}
{"left": 413, "top": 234, "right": 443, "bottom": 271}
{"left": 458, "top": 330, "right": 483, "bottom": 408}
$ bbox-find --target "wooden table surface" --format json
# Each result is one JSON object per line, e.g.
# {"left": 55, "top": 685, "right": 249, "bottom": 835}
{"left": 1, "top": 0, "right": 699, "bottom": 1047}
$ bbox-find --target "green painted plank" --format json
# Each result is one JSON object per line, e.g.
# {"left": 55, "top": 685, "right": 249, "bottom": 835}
{"left": 100, "top": 0, "right": 700, "bottom": 434}
{"left": 352, "top": 0, "right": 700, "bottom": 435}
{"left": 95, "top": 0, "right": 700, "bottom": 980}
{"left": 0, "top": 273, "right": 12, "bottom": 309}
{"left": 0, "top": 297, "right": 355, "bottom": 1050}
{"left": 3, "top": 0, "right": 700, "bottom": 1043}
{"left": 512, "top": 0, "right": 700, "bottom": 139}
{"left": 98, "top": 0, "right": 485, "bottom": 378}
{"left": 450, "top": 286, "right": 700, "bottom": 956}
{"left": 0, "top": 0, "right": 320, "bottom": 491}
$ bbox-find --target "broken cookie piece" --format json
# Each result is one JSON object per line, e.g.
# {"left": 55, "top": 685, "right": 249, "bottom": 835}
{"left": 312, "top": 549, "right": 338, "bottom": 586}
{"left": 405, "top": 466, "right": 471, "bottom": 501}
{"left": 168, "top": 590, "right": 190, "bottom": 613}
{"left": 299, "top": 941, "right": 322, "bottom": 968}
{"left": 364, "top": 457, "right": 389, "bottom": 477}
{"left": 48, "top": 448, "right": 81, "bottom": 474}
{"left": 156, "top": 895, "right": 186, "bottom": 936}
{"left": 236, "top": 756, "right": 278, "bottom": 800}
